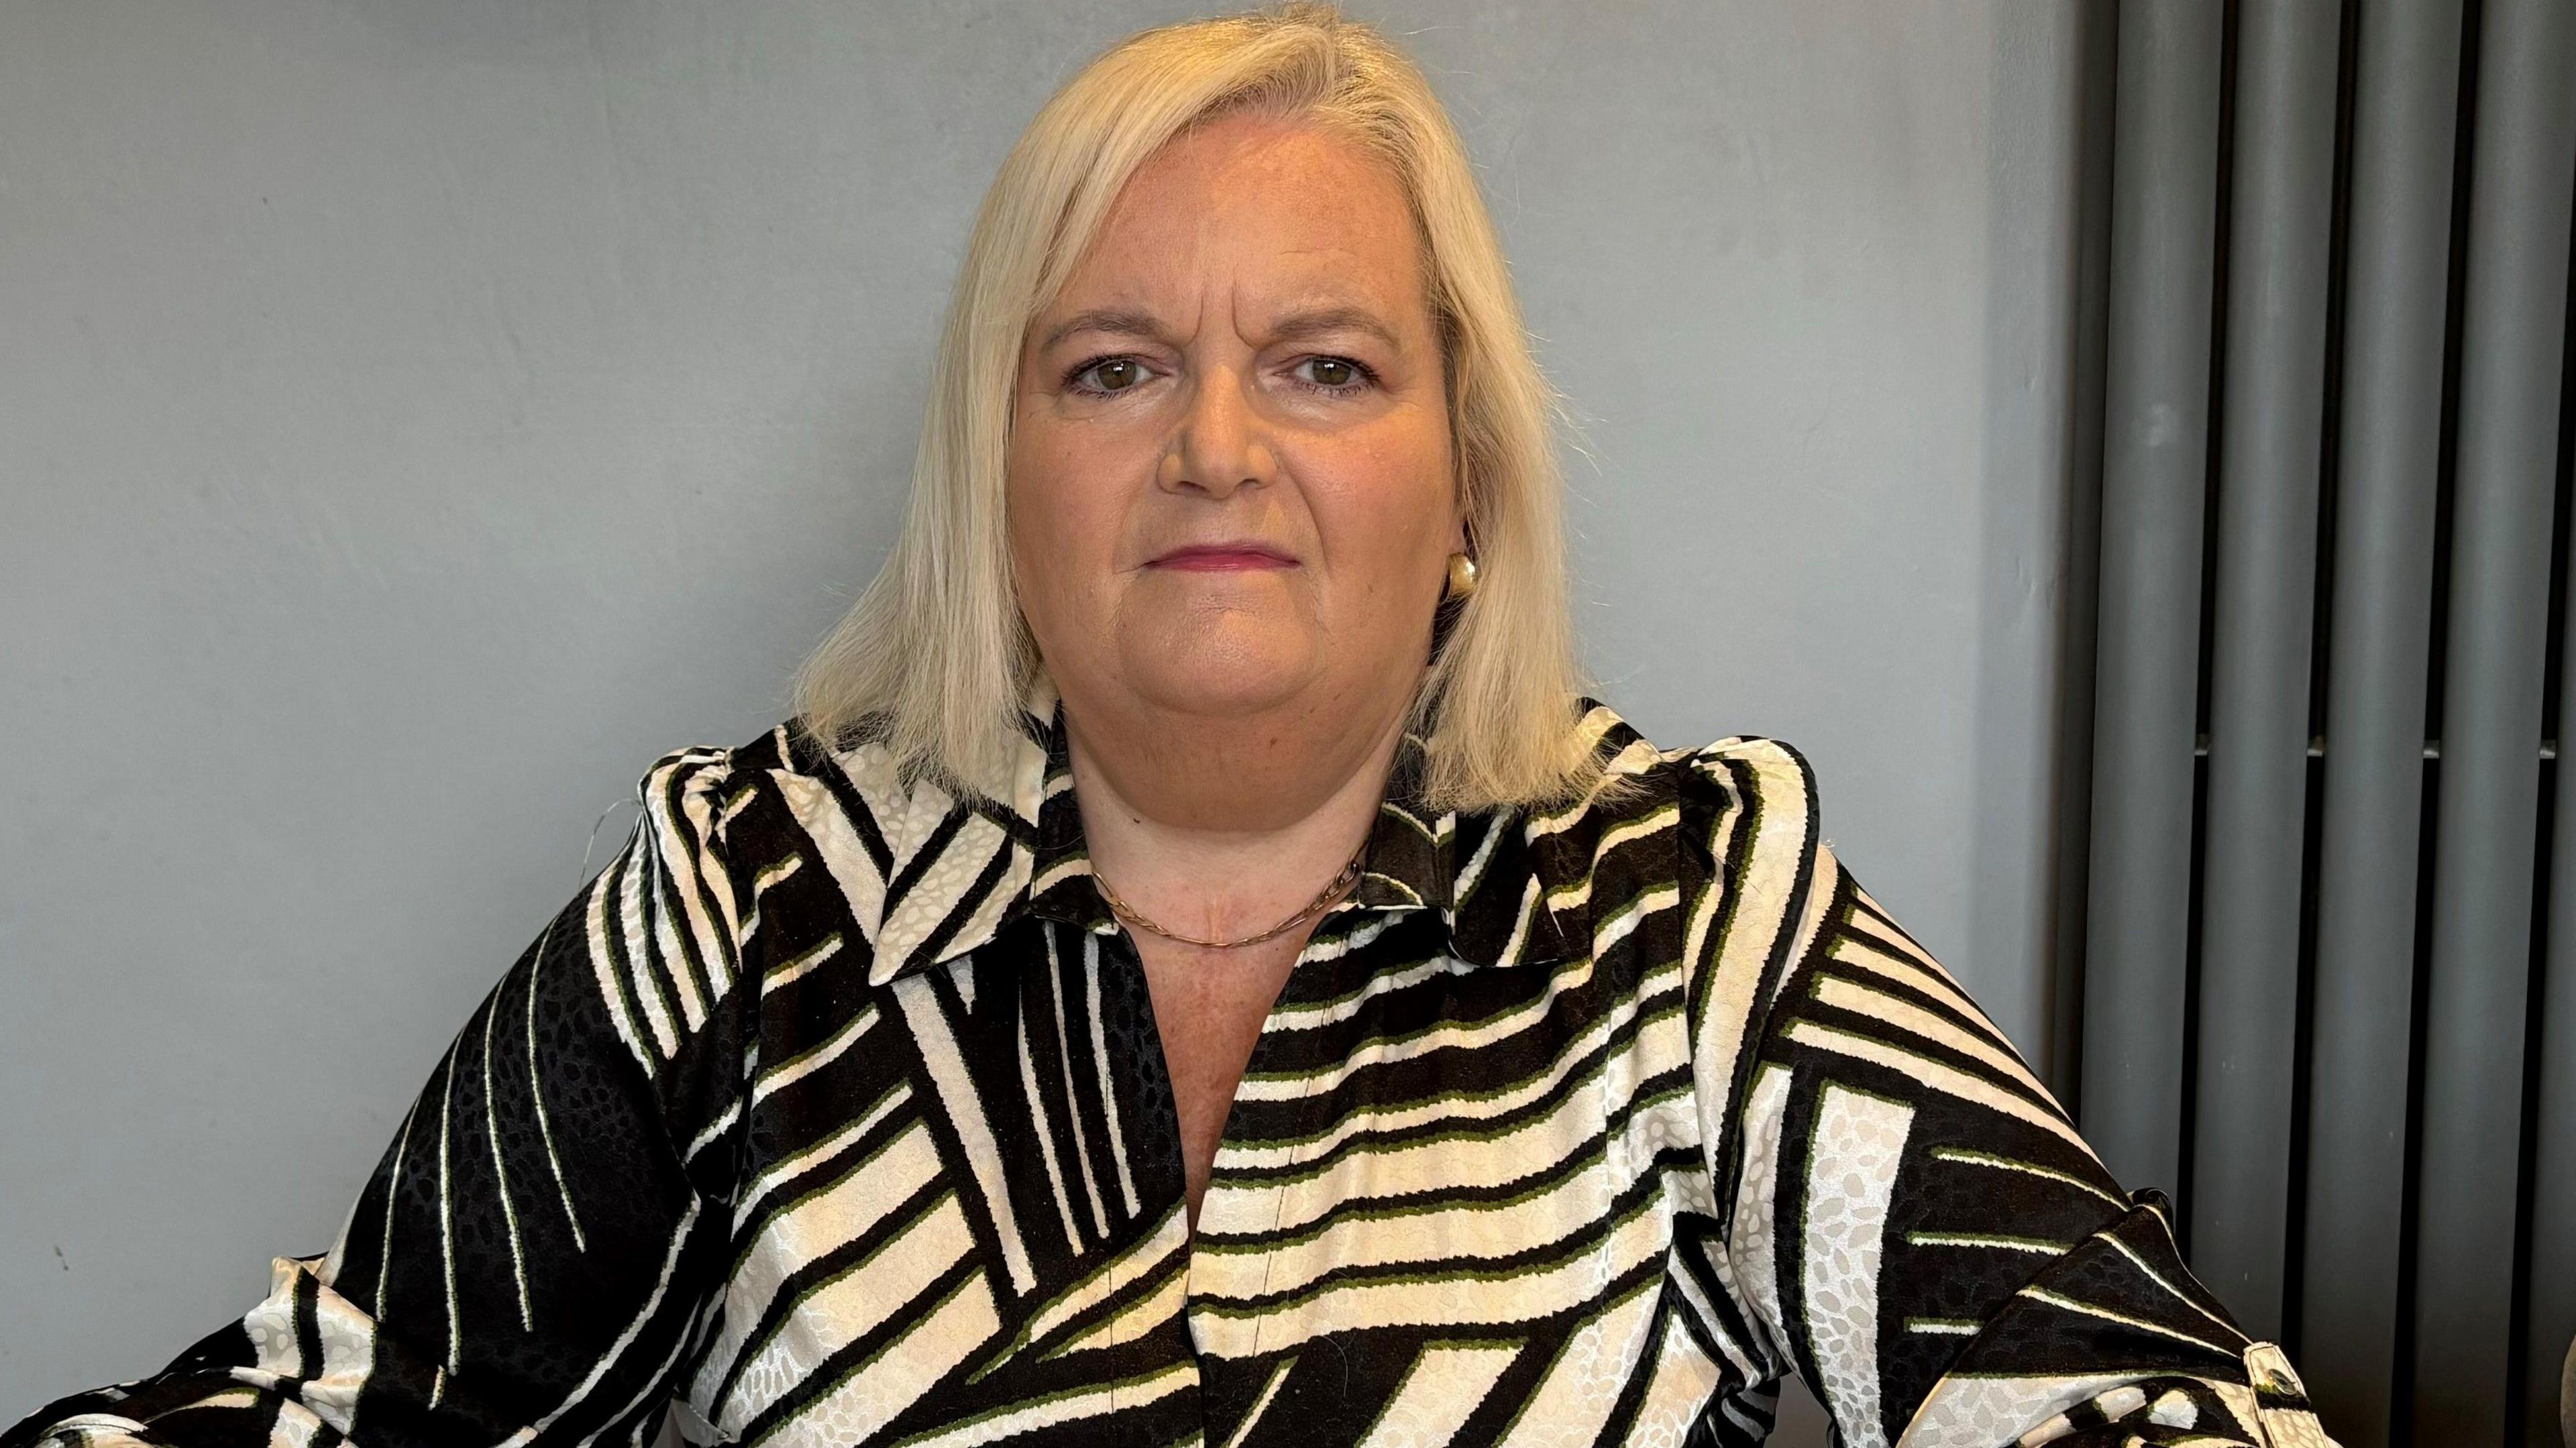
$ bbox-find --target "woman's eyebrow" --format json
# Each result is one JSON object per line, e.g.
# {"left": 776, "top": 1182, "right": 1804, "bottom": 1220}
{"left": 1266, "top": 305, "right": 1402, "bottom": 351}
{"left": 1037, "top": 307, "right": 1163, "bottom": 351}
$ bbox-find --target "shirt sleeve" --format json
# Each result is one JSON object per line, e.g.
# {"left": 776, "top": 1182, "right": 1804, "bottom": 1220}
{"left": 4, "top": 746, "right": 759, "bottom": 1448}
{"left": 1674, "top": 738, "right": 2341, "bottom": 1448}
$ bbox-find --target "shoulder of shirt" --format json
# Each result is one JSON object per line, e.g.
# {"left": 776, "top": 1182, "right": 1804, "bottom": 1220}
{"left": 1658, "top": 732, "right": 1818, "bottom": 807}
{"left": 1624, "top": 728, "right": 1831, "bottom": 881}
{"left": 1570, "top": 693, "right": 1817, "bottom": 819}
{"left": 633, "top": 718, "right": 869, "bottom": 792}
{"left": 630, "top": 717, "right": 1018, "bottom": 876}
{"left": 609, "top": 722, "right": 812, "bottom": 865}
{"left": 1527, "top": 704, "right": 1829, "bottom": 883}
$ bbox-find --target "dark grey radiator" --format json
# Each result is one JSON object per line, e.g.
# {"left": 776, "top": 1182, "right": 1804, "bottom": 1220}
{"left": 2061, "top": 3, "right": 2575, "bottom": 1444}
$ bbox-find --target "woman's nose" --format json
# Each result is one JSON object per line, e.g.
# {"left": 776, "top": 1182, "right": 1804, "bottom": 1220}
{"left": 1163, "top": 366, "right": 1275, "bottom": 499}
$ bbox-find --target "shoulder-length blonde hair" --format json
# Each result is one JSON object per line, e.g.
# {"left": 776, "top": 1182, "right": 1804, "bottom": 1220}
{"left": 790, "top": 0, "right": 1609, "bottom": 814}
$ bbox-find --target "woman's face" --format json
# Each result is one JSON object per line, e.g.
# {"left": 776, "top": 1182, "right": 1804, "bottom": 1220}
{"left": 1008, "top": 111, "right": 1460, "bottom": 734}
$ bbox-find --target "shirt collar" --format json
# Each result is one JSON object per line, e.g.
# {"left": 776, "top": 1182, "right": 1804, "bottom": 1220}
{"left": 841, "top": 665, "right": 1665, "bottom": 985}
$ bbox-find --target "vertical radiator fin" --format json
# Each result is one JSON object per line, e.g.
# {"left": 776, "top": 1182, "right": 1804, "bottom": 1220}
{"left": 2080, "top": 0, "right": 2230, "bottom": 1203}
{"left": 2408, "top": 2, "right": 2576, "bottom": 1442}
{"left": 2191, "top": 0, "right": 2344, "bottom": 1345}
{"left": 2298, "top": 2, "right": 2464, "bottom": 1442}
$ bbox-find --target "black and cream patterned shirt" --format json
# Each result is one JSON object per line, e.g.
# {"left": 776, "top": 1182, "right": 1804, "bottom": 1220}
{"left": 7, "top": 673, "right": 2339, "bottom": 1448}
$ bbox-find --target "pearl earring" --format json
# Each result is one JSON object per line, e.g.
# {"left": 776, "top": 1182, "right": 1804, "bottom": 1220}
{"left": 1444, "top": 551, "right": 1479, "bottom": 602}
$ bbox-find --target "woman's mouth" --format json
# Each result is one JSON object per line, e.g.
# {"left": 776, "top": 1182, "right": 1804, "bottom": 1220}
{"left": 1146, "top": 543, "right": 1298, "bottom": 571}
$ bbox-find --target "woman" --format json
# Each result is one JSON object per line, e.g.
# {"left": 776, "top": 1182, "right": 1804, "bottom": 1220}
{"left": 6, "top": 6, "right": 2339, "bottom": 1447}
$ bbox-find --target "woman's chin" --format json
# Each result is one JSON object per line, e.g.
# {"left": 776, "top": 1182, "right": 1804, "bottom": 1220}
{"left": 1122, "top": 647, "right": 1314, "bottom": 719}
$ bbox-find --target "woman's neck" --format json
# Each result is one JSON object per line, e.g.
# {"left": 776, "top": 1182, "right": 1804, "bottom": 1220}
{"left": 1063, "top": 693, "right": 1409, "bottom": 946}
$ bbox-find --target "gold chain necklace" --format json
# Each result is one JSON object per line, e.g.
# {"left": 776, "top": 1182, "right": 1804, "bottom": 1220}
{"left": 1093, "top": 846, "right": 1368, "bottom": 950}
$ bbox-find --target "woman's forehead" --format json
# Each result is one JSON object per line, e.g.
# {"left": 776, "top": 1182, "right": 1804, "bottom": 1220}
{"left": 1108, "top": 117, "right": 1407, "bottom": 240}
{"left": 1042, "top": 123, "right": 1430, "bottom": 342}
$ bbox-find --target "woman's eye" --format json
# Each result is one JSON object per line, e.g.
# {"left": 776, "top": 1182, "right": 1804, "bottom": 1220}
{"left": 1294, "top": 355, "right": 1375, "bottom": 392}
{"left": 1070, "top": 357, "right": 1148, "bottom": 394}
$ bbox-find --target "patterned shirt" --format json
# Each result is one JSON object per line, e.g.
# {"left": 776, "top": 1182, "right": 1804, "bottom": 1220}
{"left": 7, "top": 673, "right": 2339, "bottom": 1448}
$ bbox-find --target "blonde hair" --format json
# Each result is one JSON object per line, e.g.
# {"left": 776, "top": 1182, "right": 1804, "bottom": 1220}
{"left": 790, "top": 0, "right": 1611, "bottom": 813}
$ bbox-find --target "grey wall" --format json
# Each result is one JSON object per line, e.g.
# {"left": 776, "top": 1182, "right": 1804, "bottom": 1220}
{"left": 0, "top": 1, "right": 2090, "bottom": 1434}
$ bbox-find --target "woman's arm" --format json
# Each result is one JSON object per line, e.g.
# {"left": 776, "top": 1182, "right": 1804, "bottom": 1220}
{"left": 1678, "top": 738, "right": 2338, "bottom": 1447}
{"left": 5, "top": 746, "right": 757, "bottom": 1448}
